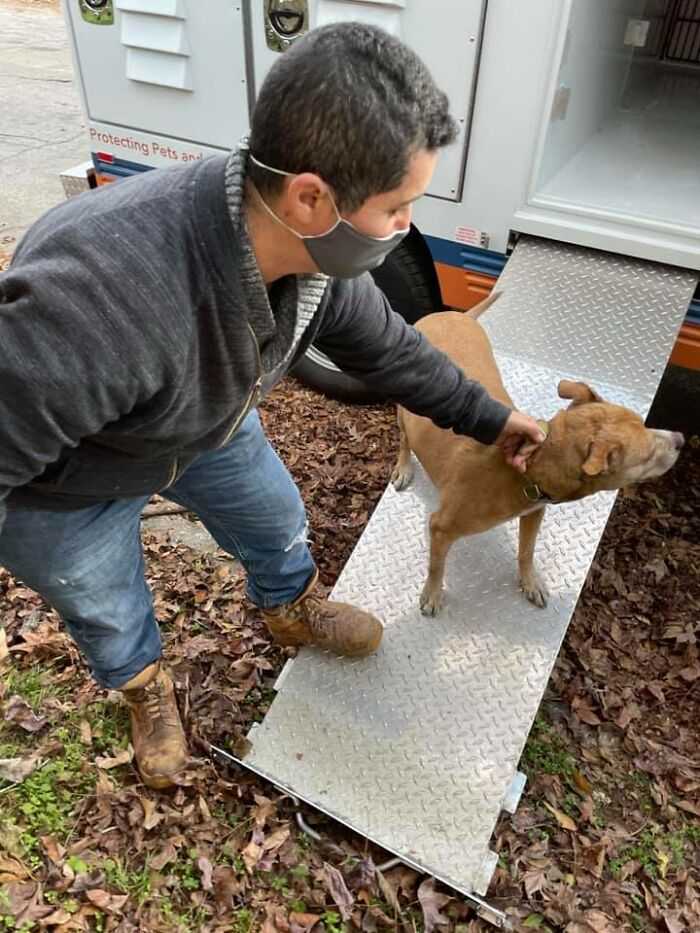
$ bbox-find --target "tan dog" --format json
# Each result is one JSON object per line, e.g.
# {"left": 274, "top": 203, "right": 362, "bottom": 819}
{"left": 391, "top": 292, "right": 684, "bottom": 615}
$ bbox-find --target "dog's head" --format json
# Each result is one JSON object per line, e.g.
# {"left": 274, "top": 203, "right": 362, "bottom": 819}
{"left": 529, "top": 380, "right": 683, "bottom": 502}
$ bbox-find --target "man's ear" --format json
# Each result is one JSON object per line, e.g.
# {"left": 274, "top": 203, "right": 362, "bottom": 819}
{"left": 286, "top": 173, "right": 332, "bottom": 225}
{"left": 558, "top": 380, "right": 604, "bottom": 407}
{"left": 582, "top": 438, "right": 620, "bottom": 476}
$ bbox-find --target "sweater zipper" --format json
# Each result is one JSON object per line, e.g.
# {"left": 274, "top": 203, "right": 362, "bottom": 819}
{"left": 218, "top": 321, "right": 264, "bottom": 448}
{"left": 165, "top": 456, "right": 180, "bottom": 489}
{"left": 165, "top": 324, "right": 263, "bottom": 488}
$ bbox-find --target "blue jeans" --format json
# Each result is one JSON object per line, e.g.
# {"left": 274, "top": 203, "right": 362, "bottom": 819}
{"left": 0, "top": 412, "right": 315, "bottom": 689}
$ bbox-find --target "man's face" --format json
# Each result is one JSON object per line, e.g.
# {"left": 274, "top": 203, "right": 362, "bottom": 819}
{"left": 343, "top": 148, "right": 438, "bottom": 237}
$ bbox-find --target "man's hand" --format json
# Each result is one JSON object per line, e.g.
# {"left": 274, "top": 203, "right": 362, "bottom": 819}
{"left": 495, "top": 411, "right": 546, "bottom": 473}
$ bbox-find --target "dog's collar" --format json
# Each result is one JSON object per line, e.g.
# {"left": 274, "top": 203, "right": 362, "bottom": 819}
{"left": 522, "top": 420, "right": 553, "bottom": 503}
{"left": 522, "top": 481, "right": 553, "bottom": 503}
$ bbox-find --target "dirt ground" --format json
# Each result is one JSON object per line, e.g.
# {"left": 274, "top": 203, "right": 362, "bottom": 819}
{"left": 0, "top": 362, "right": 698, "bottom": 932}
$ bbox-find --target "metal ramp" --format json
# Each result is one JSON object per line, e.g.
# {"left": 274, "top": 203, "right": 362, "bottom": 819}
{"left": 221, "top": 238, "right": 697, "bottom": 926}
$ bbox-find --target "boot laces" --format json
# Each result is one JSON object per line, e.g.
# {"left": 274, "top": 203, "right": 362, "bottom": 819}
{"left": 301, "top": 594, "right": 333, "bottom": 639}
{"left": 143, "top": 678, "right": 179, "bottom": 729}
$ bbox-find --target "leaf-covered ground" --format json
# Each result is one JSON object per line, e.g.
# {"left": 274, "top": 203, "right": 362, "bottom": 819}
{"left": 0, "top": 374, "right": 698, "bottom": 933}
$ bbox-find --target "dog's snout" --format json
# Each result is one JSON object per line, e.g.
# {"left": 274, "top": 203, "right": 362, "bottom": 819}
{"left": 672, "top": 432, "right": 685, "bottom": 450}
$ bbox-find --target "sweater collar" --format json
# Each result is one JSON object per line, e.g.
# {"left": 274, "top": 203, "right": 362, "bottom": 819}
{"left": 223, "top": 146, "right": 279, "bottom": 344}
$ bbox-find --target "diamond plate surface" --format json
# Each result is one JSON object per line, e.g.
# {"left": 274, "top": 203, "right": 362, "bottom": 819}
{"left": 238, "top": 238, "right": 697, "bottom": 899}
{"left": 484, "top": 236, "right": 697, "bottom": 404}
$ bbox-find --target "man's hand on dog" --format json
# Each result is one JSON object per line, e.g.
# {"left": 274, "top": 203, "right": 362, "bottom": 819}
{"left": 495, "top": 412, "right": 546, "bottom": 473}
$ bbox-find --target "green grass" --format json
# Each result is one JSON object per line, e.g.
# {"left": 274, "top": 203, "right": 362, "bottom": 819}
{"left": 7, "top": 725, "right": 94, "bottom": 864}
{"left": 322, "top": 911, "right": 342, "bottom": 933}
{"left": 229, "top": 908, "right": 254, "bottom": 933}
{"left": 0, "top": 686, "right": 132, "bottom": 867}
{"left": 521, "top": 716, "right": 576, "bottom": 778}
{"left": 3, "top": 667, "right": 66, "bottom": 709}
{"left": 609, "top": 823, "right": 700, "bottom": 880}
{"left": 102, "top": 857, "right": 152, "bottom": 903}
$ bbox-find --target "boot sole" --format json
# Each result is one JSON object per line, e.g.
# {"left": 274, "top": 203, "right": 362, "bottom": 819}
{"left": 271, "top": 631, "right": 383, "bottom": 657}
{"left": 140, "top": 771, "right": 180, "bottom": 790}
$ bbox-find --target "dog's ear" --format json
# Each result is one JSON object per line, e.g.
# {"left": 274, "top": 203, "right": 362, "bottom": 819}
{"left": 558, "top": 380, "right": 604, "bottom": 406}
{"left": 582, "top": 439, "right": 620, "bottom": 476}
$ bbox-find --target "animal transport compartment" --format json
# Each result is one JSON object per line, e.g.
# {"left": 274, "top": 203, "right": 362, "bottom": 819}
{"left": 527, "top": 0, "right": 700, "bottom": 242}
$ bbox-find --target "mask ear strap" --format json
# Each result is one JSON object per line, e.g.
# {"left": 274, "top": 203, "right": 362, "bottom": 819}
{"left": 247, "top": 152, "right": 341, "bottom": 222}
{"left": 248, "top": 151, "right": 293, "bottom": 179}
{"left": 249, "top": 182, "right": 305, "bottom": 239}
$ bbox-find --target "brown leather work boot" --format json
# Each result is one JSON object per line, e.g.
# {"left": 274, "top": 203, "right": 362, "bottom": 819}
{"left": 119, "top": 661, "right": 189, "bottom": 789}
{"left": 261, "top": 570, "right": 384, "bottom": 657}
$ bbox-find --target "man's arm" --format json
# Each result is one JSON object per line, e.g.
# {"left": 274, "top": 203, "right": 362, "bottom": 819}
{"left": 315, "top": 274, "right": 509, "bottom": 443}
{"left": 314, "top": 274, "right": 545, "bottom": 466}
{"left": 0, "top": 253, "right": 160, "bottom": 535}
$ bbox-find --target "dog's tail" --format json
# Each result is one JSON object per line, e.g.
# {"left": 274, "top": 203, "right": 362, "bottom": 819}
{"left": 466, "top": 289, "right": 502, "bottom": 320}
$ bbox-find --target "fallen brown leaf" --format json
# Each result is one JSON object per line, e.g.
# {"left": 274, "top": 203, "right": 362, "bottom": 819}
{"left": 417, "top": 878, "right": 450, "bottom": 933}
{"left": 581, "top": 909, "right": 618, "bottom": 933}
{"left": 198, "top": 855, "right": 214, "bottom": 891}
{"left": 323, "top": 862, "right": 354, "bottom": 922}
{"left": 140, "top": 796, "right": 163, "bottom": 830}
{"left": 0, "top": 754, "right": 41, "bottom": 784}
{"left": 374, "top": 868, "right": 400, "bottom": 915}
{"left": 242, "top": 834, "right": 263, "bottom": 873}
{"left": 262, "top": 825, "right": 290, "bottom": 853}
{"left": 523, "top": 868, "right": 547, "bottom": 898}
{"left": 40, "top": 908, "right": 73, "bottom": 926}
{"left": 79, "top": 719, "right": 92, "bottom": 745}
{"left": 572, "top": 770, "right": 593, "bottom": 795}
{"left": 572, "top": 696, "right": 602, "bottom": 726}
{"left": 662, "top": 909, "right": 685, "bottom": 933}
{"left": 95, "top": 746, "right": 134, "bottom": 770}
{"left": 678, "top": 663, "right": 700, "bottom": 683}
{"left": 40, "top": 836, "right": 65, "bottom": 865}
{"left": 3, "top": 695, "right": 48, "bottom": 733}
{"left": 677, "top": 798, "right": 700, "bottom": 817}
{"left": 0, "top": 856, "right": 29, "bottom": 884}
{"left": 544, "top": 801, "right": 577, "bottom": 831}
{"left": 149, "top": 841, "right": 178, "bottom": 871}
{"left": 86, "top": 889, "right": 129, "bottom": 913}
{"left": 289, "top": 912, "right": 322, "bottom": 933}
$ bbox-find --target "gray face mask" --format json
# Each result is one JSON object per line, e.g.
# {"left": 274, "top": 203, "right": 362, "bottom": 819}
{"left": 246, "top": 151, "right": 409, "bottom": 279}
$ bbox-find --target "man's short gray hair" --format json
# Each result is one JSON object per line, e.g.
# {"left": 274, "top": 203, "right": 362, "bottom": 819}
{"left": 247, "top": 21, "right": 457, "bottom": 213}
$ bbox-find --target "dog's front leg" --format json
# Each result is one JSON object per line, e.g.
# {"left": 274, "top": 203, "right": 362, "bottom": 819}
{"left": 420, "top": 511, "right": 457, "bottom": 617}
{"left": 390, "top": 408, "right": 415, "bottom": 491}
{"left": 518, "top": 508, "right": 548, "bottom": 607}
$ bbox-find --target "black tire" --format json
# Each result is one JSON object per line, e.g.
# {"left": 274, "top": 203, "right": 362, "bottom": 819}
{"left": 291, "top": 228, "right": 442, "bottom": 404}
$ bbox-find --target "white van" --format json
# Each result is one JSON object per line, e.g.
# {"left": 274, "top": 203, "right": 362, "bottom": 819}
{"left": 65, "top": 0, "right": 700, "bottom": 395}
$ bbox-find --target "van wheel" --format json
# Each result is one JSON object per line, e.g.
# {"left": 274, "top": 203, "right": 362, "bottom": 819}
{"left": 291, "top": 229, "right": 442, "bottom": 404}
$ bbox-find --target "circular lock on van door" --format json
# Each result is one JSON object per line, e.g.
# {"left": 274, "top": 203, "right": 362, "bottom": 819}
{"left": 265, "top": 1, "right": 308, "bottom": 51}
{"left": 78, "top": 0, "right": 113, "bottom": 24}
{"left": 270, "top": 9, "right": 304, "bottom": 36}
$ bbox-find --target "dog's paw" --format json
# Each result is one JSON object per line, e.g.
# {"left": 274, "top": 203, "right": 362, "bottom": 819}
{"left": 391, "top": 463, "right": 414, "bottom": 491}
{"left": 520, "top": 574, "right": 549, "bottom": 608}
{"left": 419, "top": 584, "right": 443, "bottom": 617}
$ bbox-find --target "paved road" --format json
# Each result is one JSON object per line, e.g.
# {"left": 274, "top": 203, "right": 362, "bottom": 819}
{"left": 0, "top": 1, "right": 89, "bottom": 245}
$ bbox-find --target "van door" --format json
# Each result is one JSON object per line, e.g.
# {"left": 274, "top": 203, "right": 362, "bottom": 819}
{"left": 66, "top": 0, "right": 250, "bottom": 150}
{"left": 251, "top": 0, "right": 487, "bottom": 202}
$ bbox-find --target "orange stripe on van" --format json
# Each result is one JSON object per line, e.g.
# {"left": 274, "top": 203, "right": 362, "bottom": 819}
{"left": 670, "top": 323, "right": 700, "bottom": 371}
{"left": 434, "top": 262, "right": 497, "bottom": 311}
{"left": 435, "top": 261, "right": 700, "bottom": 370}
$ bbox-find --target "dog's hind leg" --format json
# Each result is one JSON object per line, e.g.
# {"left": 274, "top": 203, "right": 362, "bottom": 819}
{"left": 391, "top": 407, "right": 415, "bottom": 491}
{"left": 518, "top": 507, "right": 548, "bottom": 607}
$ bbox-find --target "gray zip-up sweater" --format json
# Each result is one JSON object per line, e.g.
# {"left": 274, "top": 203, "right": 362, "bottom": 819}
{"left": 0, "top": 150, "right": 510, "bottom": 532}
